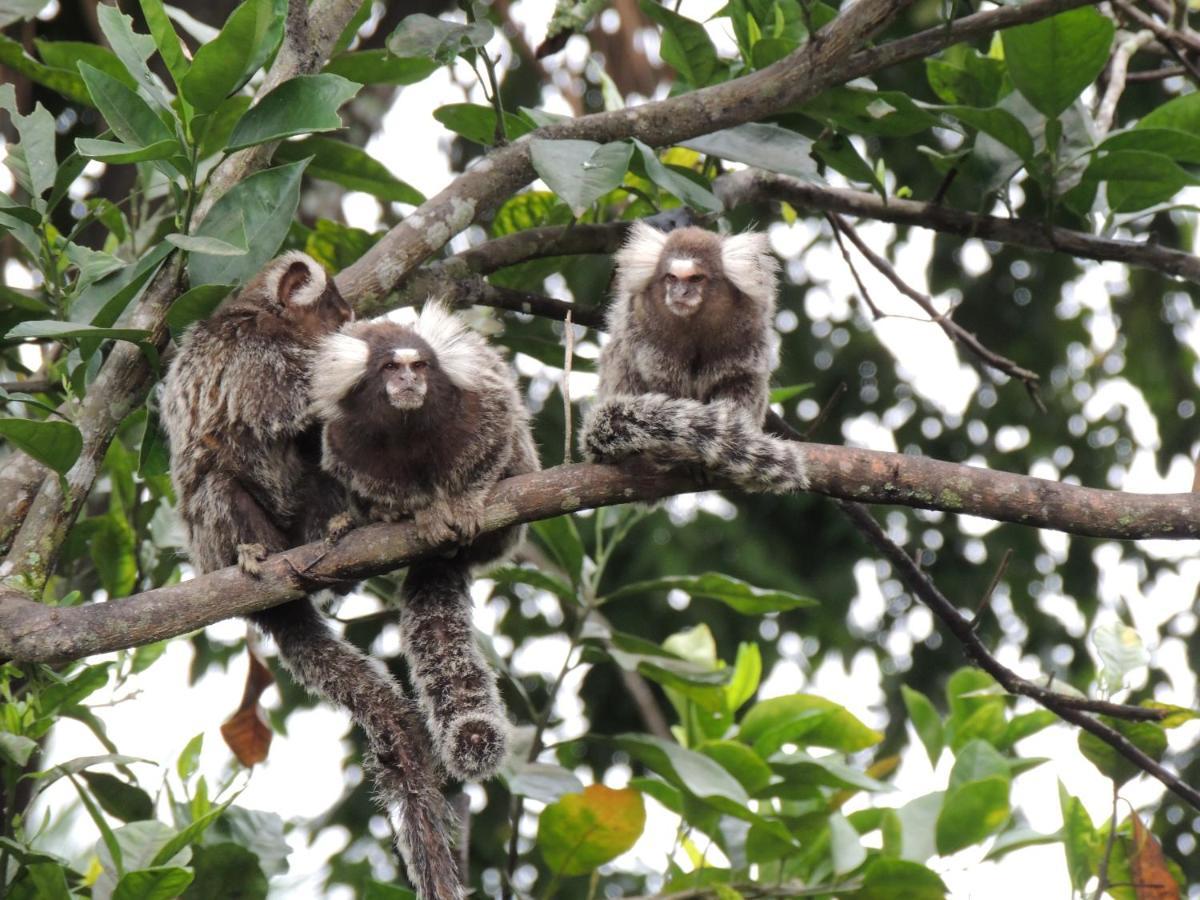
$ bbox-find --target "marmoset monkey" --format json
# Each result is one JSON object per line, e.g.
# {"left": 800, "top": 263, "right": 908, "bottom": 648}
{"left": 161, "top": 253, "right": 462, "bottom": 900}
{"left": 581, "top": 223, "right": 809, "bottom": 492}
{"left": 312, "top": 303, "right": 540, "bottom": 782}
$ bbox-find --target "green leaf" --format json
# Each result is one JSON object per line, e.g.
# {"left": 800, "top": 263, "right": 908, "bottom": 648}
{"left": 0, "top": 35, "right": 91, "bottom": 106}
{"left": 114, "top": 866, "right": 195, "bottom": 900}
{"left": 768, "top": 383, "right": 812, "bottom": 404}
{"left": 0, "top": 0, "right": 48, "bottom": 28}
{"left": 137, "top": 0, "right": 189, "bottom": 87}
{"left": 925, "top": 46, "right": 1005, "bottom": 108}
{"left": 195, "top": 95, "right": 253, "bottom": 160}
{"left": 489, "top": 565, "right": 577, "bottom": 604}
{"left": 21, "top": 862, "right": 72, "bottom": 900}
{"left": 505, "top": 761, "right": 585, "bottom": 804}
{"left": 95, "top": 4, "right": 168, "bottom": 107}
{"left": 638, "top": 0, "right": 720, "bottom": 86}
{"left": 997, "top": 709, "right": 1057, "bottom": 750}
{"left": 71, "top": 242, "right": 172, "bottom": 328}
{"left": 79, "top": 772, "right": 155, "bottom": 822}
{"left": 739, "top": 694, "right": 881, "bottom": 753}
{"left": 1077, "top": 717, "right": 1167, "bottom": 785}
{"left": 530, "top": 139, "right": 633, "bottom": 216}
{"left": 5, "top": 102, "right": 56, "bottom": 197}
{"left": 433, "top": 103, "right": 533, "bottom": 145}
{"left": 531, "top": 515, "right": 585, "bottom": 586}
{"left": 857, "top": 858, "right": 947, "bottom": 900}
{"left": 1100, "top": 127, "right": 1200, "bottom": 166}
{"left": 166, "top": 229, "right": 248, "bottom": 256}
{"left": 7, "top": 321, "right": 151, "bottom": 343}
{"left": 177, "top": 733, "right": 204, "bottom": 780}
{"left": 78, "top": 63, "right": 175, "bottom": 150}
{"left": 1089, "top": 150, "right": 1198, "bottom": 213}
{"left": 386, "top": 14, "right": 493, "bottom": 65}
{"left": 188, "top": 158, "right": 308, "bottom": 286}
{"left": 227, "top": 74, "right": 361, "bottom": 150}
{"left": 948, "top": 739, "right": 1009, "bottom": 788}
{"left": 75, "top": 138, "right": 178, "bottom": 164}
{"left": 0, "top": 732, "right": 38, "bottom": 766}
{"left": 607, "top": 572, "right": 816, "bottom": 614}
{"left": 932, "top": 104, "right": 1035, "bottom": 162}
{"left": 632, "top": 139, "right": 720, "bottom": 212}
{"left": 538, "top": 785, "right": 645, "bottom": 876}
{"left": 697, "top": 740, "right": 772, "bottom": 793}
{"left": 613, "top": 733, "right": 748, "bottom": 807}
{"left": 35, "top": 39, "right": 137, "bottom": 89}
{"left": 683, "top": 122, "right": 819, "bottom": 180}
{"left": 830, "top": 810, "right": 867, "bottom": 874}
{"left": 1001, "top": 6, "right": 1113, "bottom": 118}
{"left": 935, "top": 775, "right": 1010, "bottom": 854}
{"left": 181, "top": 0, "right": 286, "bottom": 112}
{"left": 0, "top": 419, "right": 82, "bottom": 474}
{"left": 900, "top": 685, "right": 944, "bottom": 766}
{"left": 490, "top": 191, "right": 567, "bottom": 237}
{"left": 274, "top": 137, "right": 424, "bottom": 204}
{"left": 91, "top": 515, "right": 138, "bottom": 597}
{"left": 323, "top": 50, "right": 439, "bottom": 86}
{"left": 165, "top": 284, "right": 234, "bottom": 336}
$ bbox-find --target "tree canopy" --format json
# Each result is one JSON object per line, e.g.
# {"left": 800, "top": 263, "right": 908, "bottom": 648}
{"left": 3, "top": 0, "right": 1200, "bottom": 897}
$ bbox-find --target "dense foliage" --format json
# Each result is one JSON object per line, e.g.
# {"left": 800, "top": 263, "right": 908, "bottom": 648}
{"left": 3, "top": 0, "right": 1200, "bottom": 897}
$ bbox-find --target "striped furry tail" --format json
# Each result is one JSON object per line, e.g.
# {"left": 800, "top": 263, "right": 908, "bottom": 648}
{"left": 400, "top": 560, "right": 510, "bottom": 782}
{"left": 250, "top": 600, "right": 464, "bottom": 898}
{"left": 581, "top": 393, "right": 810, "bottom": 494}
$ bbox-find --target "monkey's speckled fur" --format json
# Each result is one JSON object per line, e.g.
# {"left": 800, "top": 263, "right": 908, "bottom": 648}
{"left": 313, "top": 304, "right": 540, "bottom": 781}
{"left": 582, "top": 224, "right": 809, "bottom": 492}
{"left": 161, "top": 254, "right": 463, "bottom": 900}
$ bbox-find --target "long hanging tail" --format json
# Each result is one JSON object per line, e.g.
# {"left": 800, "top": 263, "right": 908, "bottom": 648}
{"left": 399, "top": 560, "right": 510, "bottom": 782}
{"left": 251, "top": 600, "right": 464, "bottom": 900}
{"left": 581, "top": 393, "right": 810, "bottom": 493}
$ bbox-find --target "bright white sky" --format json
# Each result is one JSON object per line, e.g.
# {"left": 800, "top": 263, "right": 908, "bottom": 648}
{"left": 5, "top": 1, "right": 1200, "bottom": 897}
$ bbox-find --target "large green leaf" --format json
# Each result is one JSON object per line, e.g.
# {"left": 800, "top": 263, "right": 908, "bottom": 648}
{"left": 739, "top": 694, "right": 881, "bottom": 753}
{"left": 537, "top": 785, "right": 645, "bottom": 876}
{"left": 75, "top": 138, "right": 178, "bottom": 164}
{"left": 607, "top": 571, "right": 815, "bottom": 615}
{"left": 857, "top": 858, "right": 948, "bottom": 900}
{"left": 935, "top": 776, "right": 1010, "bottom": 854}
{"left": 180, "top": 0, "right": 286, "bottom": 112}
{"left": 632, "top": 139, "right": 720, "bottom": 212}
{"left": 0, "top": 419, "right": 83, "bottom": 474}
{"left": 683, "top": 122, "right": 819, "bottom": 180}
{"left": 1, "top": 98, "right": 56, "bottom": 197}
{"left": 323, "top": 50, "right": 439, "bottom": 85}
{"left": 529, "top": 139, "right": 634, "bottom": 215}
{"left": 79, "top": 772, "right": 155, "bottom": 823}
{"left": 137, "top": 0, "right": 189, "bottom": 87}
{"left": 901, "top": 685, "right": 944, "bottom": 767}
{"left": 1090, "top": 150, "right": 1198, "bottom": 213}
{"left": 165, "top": 284, "right": 234, "bottom": 336}
{"left": 274, "top": 137, "right": 424, "bottom": 204}
{"left": 1077, "top": 716, "right": 1167, "bottom": 786}
{"left": 638, "top": 0, "right": 720, "bottom": 86}
{"left": 613, "top": 733, "right": 748, "bottom": 806}
{"left": 34, "top": 39, "right": 135, "bottom": 88}
{"left": 433, "top": 102, "right": 533, "bottom": 145}
{"left": 95, "top": 4, "right": 167, "bottom": 108}
{"left": 78, "top": 63, "right": 175, "bottom": 151}
{"left": 227, "top": 74, "right": 361, "bottom": 150}
{"left": 386, "top": 14, "right": 493, "bottom": 64}
{"left": 0, "top": 34, "right": 91, "bottom": 106}
{"left": 7, "top": 321, "right": 151, "bottom": 343}
{"left": 1001, "top": 6, "right": 1113, "bottom": 118}
{"left": 188, "top": 158, "right": 308, "bottom": 286}
{"left": 530, "top": 515, "right": 585, "bottom": 586}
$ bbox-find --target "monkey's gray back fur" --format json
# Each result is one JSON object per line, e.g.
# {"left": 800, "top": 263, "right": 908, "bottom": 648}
{"left": 582, "top": 223, "right": 809, "bottom": 492}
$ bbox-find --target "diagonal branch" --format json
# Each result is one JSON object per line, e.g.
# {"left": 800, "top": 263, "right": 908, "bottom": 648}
{"left": 838, "top": 500, "right": 1200, "bottom": 812}
{"left": 7, "top": 445, "right": 1200, "bottom": 664}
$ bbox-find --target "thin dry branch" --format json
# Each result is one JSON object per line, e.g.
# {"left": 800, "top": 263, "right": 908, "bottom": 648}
{"left": 838, "top": 501, "right": 1199, "bottom": 812}
{"left": 7, "top": 445, "right": 1200, "bottom": 664}
{"left": 715, "top": 170, "right": 1200, "bottom": 285}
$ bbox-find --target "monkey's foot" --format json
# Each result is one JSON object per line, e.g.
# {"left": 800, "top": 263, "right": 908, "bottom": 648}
{"left": 440, "top": 712, "right": 510, "bottom": 781}
{"left": 237, "top": 543, "right": 269, "bottom": 578}
{"left": 324, "top": 512, "right": 356, "bottom": 545}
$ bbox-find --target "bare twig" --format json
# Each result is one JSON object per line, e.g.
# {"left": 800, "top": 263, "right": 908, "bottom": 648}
{"left": 799, "top": 382, "right": 846, "bottom": 442}
{"left": 972, "top": 547, "right": 1013, "bottom": 627}
{"left": 1096, "top": 30, "right": 1156, "bottom": 135}
{"left": 837, "top": 501, "right": 1199, "bottom": 812}
{"left": 829, "top": 213, "right": 1044, "bottom": 406}
{"left": 562, "top": 311, "right": 575, "bottom": 463}
{"left": 827, "top": 214, "right": 882, "bottom": 319}
{"left": 1112, "top": 0, "right": 1200, "bottom": 84}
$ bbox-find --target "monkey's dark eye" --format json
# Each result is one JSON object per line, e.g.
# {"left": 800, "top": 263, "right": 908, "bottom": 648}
{"left": 382, "top": 362, "right": 399, "bottom": 371}
{"left": 411, "top": 360, "right": 428, "bottom": 371}
{"left": 665, "top": 273, "right": 678, "bottom": 284}
{"left": 688, "top": 274, "right": 706, "bottom": 284}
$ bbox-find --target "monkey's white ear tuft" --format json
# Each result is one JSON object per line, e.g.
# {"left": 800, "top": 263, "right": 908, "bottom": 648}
{"left": 721, "top": 231, "right": 778, "bottom": 311}
{"left": 613, "top": 221, "right": 669, "bottom": 303}
{"left": 415, "top": 300, "right": 484, "bottom": 391}
{"left": 268, "top": 250, "right": 328, "bottom": 308}
{"left": 311, "top": 331, "right": 370, "bottom": 419}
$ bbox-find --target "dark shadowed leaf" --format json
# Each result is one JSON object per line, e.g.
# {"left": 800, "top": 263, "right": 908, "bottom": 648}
{"left": 227, "top": 74, "right": 361, "bottom": 150}
{"left": 387, "top": 15, "right": 493, "bottom": 64}
{"left": 0, "top": 419, "right": 82, "bottom": 474}
{"left": 79, "top": 772, "right": 155, "bottom": 822}
{"left": 531, "top": 515, "right": 585, "bottom": 586}
{"left": 113, "top": 866, "right": 195, "bottom": 900}
{"left": 274, "top": 137, "right": 424, "bottom": 204}
{"left": 166, "top": 284, "right": 234, "bottom": 336}
{"left": 684, "top": 123, "right": 819, "bottom": 180}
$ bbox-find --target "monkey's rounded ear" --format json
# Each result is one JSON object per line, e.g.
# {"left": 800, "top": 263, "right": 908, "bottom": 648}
{"left": 270, "top": 252, "right": 328, "bottom": 308}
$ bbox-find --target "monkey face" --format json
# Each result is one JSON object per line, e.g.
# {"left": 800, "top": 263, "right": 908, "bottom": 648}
{"left": 381, "top": 349, "right": 430, "bottom": 410}
{"left": 661, "top": 257, "right": 710, "bottom": 317}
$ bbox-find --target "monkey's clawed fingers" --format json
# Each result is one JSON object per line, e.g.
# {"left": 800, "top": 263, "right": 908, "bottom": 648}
{"left": 237, "top": 543, "right": 269, "bottom": 578}
{"left": 324, "top": 512, "right": 357, "bottom": 545}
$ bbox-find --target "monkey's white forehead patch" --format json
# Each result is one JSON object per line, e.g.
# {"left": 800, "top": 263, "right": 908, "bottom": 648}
{"left": 668, "top": 257, "right": 699, "bottom": 278}
{"left": 392, "top": 348, "right": 421, "bottom": 364}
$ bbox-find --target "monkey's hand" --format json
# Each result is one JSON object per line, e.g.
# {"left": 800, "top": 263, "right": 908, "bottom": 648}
{"left": 237, "top": 542, "right": 269, "bottom": 578}
{"left": 414, "top": 493, "right": 486, "bottom": 549}
{"left": 324, "top": 511, "right": 357, "bottom": 545}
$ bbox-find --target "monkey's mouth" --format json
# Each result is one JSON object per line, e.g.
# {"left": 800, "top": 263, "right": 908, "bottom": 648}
{"left": 386, "top": 387, "right": 426, "bottom": 409}
{"left": 665, "top": 296, "right": 702, "bottom": 317}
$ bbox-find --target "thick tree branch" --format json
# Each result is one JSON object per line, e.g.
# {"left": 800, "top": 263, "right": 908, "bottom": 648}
{"left": 716, "top": 170, "right": 1200, "bottom": 285}
{"left": 7, "top": 446, "right": 1200, "bottom": 664}
{"left": 839, "top": 500, "right": 1200, "bottom": 812}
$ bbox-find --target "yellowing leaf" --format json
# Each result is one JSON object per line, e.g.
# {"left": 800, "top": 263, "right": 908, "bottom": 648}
{"left": 538, "top": 785, "right": 646, "bottom": 876}
{"left": 1129, "top": 810, "right": 1180, "bottom": 900}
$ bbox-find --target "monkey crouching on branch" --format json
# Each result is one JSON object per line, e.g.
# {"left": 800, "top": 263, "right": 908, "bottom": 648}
{"left": 161, "top": 253, "right": 464, "bottom": 900}
{"left": 312, "top": 303, "right": 541, "bottom": 782}
{"left": 581, "top": 223, "right": 809, "bottom": 492}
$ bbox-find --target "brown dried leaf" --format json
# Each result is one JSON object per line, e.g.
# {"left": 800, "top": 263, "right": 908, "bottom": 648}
{"left": 220, "top": 645, "right": 276, "bottom": 767}
{"left": 1129, "top": 809, "right": 1180, "bottom": 900}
